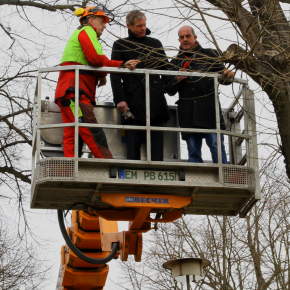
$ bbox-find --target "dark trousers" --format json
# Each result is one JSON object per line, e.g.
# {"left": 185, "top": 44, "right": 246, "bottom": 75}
{"left": 126, "top": 120, "right": 164, "bottom": 161}
{"left": 185, "top": 133, "right": 227, "bottom": 164}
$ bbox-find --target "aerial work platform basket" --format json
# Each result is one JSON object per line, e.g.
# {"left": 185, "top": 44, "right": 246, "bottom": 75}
{"left": 31, "top": 66, "right": 260, "bottom": 218}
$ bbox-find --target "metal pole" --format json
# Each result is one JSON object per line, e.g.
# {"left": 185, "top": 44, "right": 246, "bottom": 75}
{"left": 31, "top": 77, "right": 39, "bottom": 181}
{"left": 186, "top": 275, "right": 190, "bottom": 290}
{"left": 145, "top": 73, "right": 151, "bottom": 161}
{"left": 214, "top": 77, "right": 223, "bottom": 182}
{"left": 38, "top": 66, "right": 249, "bottom": 85}
{"left": 244, "top": 86, "right": 261, "bottom": 200}
{"left": 243, "top": 86, "right": 251, "bottom": 170}
{"left": 74, "top": 69, "right": 79, "bottom": 177}
{"left": 36, "top": 72, "right": 42, "bottom": 163}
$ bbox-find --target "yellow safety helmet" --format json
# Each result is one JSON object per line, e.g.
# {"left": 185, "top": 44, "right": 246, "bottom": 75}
{"left": 75, "top": 4, "right": 114, "bottom": 24}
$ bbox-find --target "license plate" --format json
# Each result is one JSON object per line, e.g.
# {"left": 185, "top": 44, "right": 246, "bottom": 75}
{"left": 119, "top": 169, "right": 175, "bottom": 181}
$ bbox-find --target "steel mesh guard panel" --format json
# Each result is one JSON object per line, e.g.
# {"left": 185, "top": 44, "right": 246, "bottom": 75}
{"left": 223, "top": 167, "right": 255, "bottom": 191}
{"left": 36, "top": 159, "right": 74, "bottom": 180}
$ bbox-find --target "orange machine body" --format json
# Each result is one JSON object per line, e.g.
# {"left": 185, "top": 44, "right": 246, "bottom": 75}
{"left": 56, "top": 193, "right": 192, "bottom": 289}
{"left": 56, "top": 211, "right": 117, "bottom": 290}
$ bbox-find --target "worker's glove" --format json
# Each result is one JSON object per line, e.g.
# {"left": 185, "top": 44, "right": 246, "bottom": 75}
{"left": 122, "top": 107, "right": 135, "bottom": 120}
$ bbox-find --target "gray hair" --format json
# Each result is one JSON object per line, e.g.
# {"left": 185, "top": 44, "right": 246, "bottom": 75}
{"left": 178, "top": 26, "right": 195, "bottom": 36}
{"left": 126, "top": 10, "right": 146, "bottom": 26}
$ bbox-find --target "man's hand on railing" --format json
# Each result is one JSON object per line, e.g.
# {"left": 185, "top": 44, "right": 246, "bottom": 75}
{"left": 124, "top": 60, "right": 140, "bottom": 70}
{"left": 117, "top": 101, "right": 128, "bottom": 113}
{"left": 176, "top": 68, "right": 187, "bottom": 82}
{"left": 97, "top": 76, "right": 107, "bottom": 87}
{"left": 222, "top": 69, "right": 234, "bottom": 79}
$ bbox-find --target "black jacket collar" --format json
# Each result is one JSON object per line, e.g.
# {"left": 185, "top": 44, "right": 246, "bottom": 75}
{"left": 128, "top": 28, "right": 151, "bottom": 39}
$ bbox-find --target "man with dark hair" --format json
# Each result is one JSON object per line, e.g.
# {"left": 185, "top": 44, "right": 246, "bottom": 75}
{"left": 165, "top": 26, "right": 234, "bottom": 164}
{"left": 110, "top": 10, "right": 170, "bottom": 161}
{"left": 55, "top": 5, "right": 139, "bottom": 158}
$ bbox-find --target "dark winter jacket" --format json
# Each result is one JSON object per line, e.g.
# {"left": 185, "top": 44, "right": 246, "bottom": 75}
{"left": 110, "top": 29, "right": 170, "bottom": 124}
{"left": 165, "top": 45, "right": 230, "bottom": 139}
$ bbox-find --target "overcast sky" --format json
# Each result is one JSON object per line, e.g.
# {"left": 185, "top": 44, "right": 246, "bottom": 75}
{"left": 0, "top": 1, "right": 282, "bottom": 289}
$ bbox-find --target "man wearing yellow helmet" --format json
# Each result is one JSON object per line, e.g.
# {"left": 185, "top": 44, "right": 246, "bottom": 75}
{"left": 55, "top": 5, "right": 139, "bottom": 159}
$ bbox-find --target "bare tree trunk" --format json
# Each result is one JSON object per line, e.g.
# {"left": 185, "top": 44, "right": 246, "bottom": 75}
{"left": 263, "top": 83, "right": 290, "bottom": 180}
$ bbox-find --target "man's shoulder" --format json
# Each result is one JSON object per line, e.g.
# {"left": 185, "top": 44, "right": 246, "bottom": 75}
{"left": 145, "top": 36, "right": 162, "bottom": 43}
{"left": 200, "top": 47, "right": 220, "bottom": 57}
{"left": 144, "top": 36, "right": 163, "bottom": 47}
{"left": 77, "top": 25, "right": 93, "bottom": 32}
{"left": 112, "top": 36, "right": 163, "bottom": 49}
{"left": 113, "top": 36, "right": 130, "bottom": 43}
{"left": 112, "top": 37, "right": 130, "bottom": 48}
{"left": 170, "top": 54, "right": 181, "bottom": 64}
{"left": 169, "top": 52, "right": 184, "bottom": 64}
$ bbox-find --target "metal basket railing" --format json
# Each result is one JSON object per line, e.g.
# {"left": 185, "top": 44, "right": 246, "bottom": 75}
{"left": 31, "top": 66, "right": 259, "bottom": 194}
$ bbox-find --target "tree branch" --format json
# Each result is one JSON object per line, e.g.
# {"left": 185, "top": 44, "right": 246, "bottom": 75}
{"left": 0, "top": 0, "right": 78, "bottom": 12}
{"left": 0, "top": 140, "right": 32, "bottom": 151}
{"left": 0, "top": 166, "right": 31, "bottom": 183}
{"left": 0, "top": 107, "right": 33, "bottom": 122}
{"left": 1, "top": 118, "right": 31, "bottom": 143}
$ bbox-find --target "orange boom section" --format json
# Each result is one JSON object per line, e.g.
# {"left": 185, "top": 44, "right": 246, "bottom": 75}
{"left": 56, "top": 193, "right": 193, "bottom": 289}
{"left": 56, "top": 211, "right": 118, "bottom": 290}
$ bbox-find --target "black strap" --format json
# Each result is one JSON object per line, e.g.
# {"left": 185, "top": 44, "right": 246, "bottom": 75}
{"left": 79, "top": 70, "right": 96, "bottom": 77}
